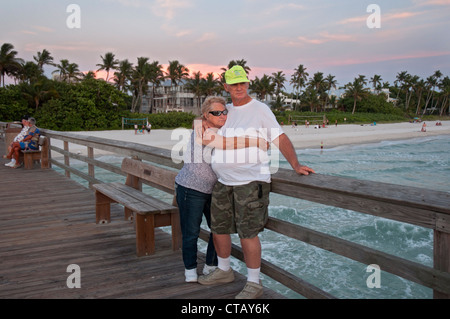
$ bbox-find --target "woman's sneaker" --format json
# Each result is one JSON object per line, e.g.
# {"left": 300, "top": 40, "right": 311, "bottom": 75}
{"left": 185, "top": 268, "right": 198, "bottom": 283}
{"left": 5, "top": 159, "right": 16, "bottom": 167}
{"left": 198, "top": 268, "right": 234, "bottom": 285}
{"left": 202, "top": 264, "right": 217, "bottom": 275}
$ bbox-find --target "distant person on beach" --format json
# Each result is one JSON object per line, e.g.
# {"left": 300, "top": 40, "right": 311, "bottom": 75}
{"left": 197, "top": 65, "right": 315, "bottom": 299}
{"left": 4, "top": 116, "right": 30, "bottom": 167}
{"left": 146, "top": 122, "right": 152, "bottom": 134}
{"left": 4, "top": 117, "right": 40, "bottom": 169}
{"left": 175, "top": 96, "right": 268, "bottom": 283}
{"left": 421, "top": 122, "right": 427, "bottom": 132}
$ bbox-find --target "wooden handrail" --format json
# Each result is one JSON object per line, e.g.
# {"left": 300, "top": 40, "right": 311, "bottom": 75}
{"left": 3, "top": 124, "right": 447, "bottom": 299}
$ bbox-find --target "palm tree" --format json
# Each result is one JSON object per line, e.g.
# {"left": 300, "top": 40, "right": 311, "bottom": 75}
{"left": 0, "top": 43, "right": 24, "bottom": 87}
{"left": 395, "top": 71, "right": 408, "bottom": 101}
{"left": 33, "top": 49, "right": 54, "bottom": 72}
{"left": 166, "top": 60, "right": 189, "bottom": 108}
{"left": 52, "top": 59, "right": 70, "bottom": 82}
{"left": 423, "top": 74, "right": 438, "bottom": 115}
{"left": 370, "top": 74, "right": 382, "bottom": 94}
{"left": 309, "top": 72, "right": 326, "bottom": 111}
{"left": 131, "top": 57, "right": 151, "bottom": 113}
{"left": 271, "top": 71, "right": 286, "bottom": 96}
{"left": 405, "top": 75, "right": 419, "bottom": 111}
{"left": 290, "top": 64, "right": 308, "bottom": 109}
{"left": 250, "top": 74, "right": 275, "bottom": 101}
{"left": 17, "top": 61, "right": 42, "bottom": 84}
{"left": 439, "top": 76, "right": 450, "bottom": 116}
{"left": 414, "top": 79, "right": 426, "bottom": 115}
{"left": 66, "top": 62, "right": 82, "bottom": 83}
{"left": 21, "top": 78, "right": 58, "bottom": 110}
{"left": 113, "top": 59, "right": 133, "bottom": 92}
{"left": 83, "top": 71, "right": 96, "bottom": 80}
{"left": 302, "top": 87, "right": 320, "bottom": 112}
{"left": 147, "top": 61, "right": 164, "bottom": 113}
{"left": 185, "top": 71, "right": 203, "bottom": 108}
{"left": 344, "top": 77, "right": 369, "bottom": 114}
{"left": 96, "top": 52, "right": 119, "bottom": 82}
{"left": 431, "top": 70, "right": 443, "bottom": 111}
{"left": 202, "top": 72, "right": 221, "bottom": 96}
{"left": 323, "top": 74, "right": 337, "bottom": 109}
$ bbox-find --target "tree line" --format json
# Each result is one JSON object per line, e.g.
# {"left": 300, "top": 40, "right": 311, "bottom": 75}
{"left": 1, "top": 42, "right": 449, "bottom": 130}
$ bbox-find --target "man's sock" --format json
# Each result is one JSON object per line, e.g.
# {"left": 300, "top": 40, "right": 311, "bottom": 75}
{"left": 217, "top": 256, "right": 231, "bottom": 272}
{"left": 247, "top": 267, "right": 261, "bottom": 284}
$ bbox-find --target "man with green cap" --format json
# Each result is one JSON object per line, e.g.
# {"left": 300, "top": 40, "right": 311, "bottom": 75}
{"left": 197, "top": 65, "right": 315, "bottom": 298}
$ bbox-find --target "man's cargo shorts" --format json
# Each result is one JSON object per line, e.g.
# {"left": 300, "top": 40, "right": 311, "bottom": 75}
{"left": 211, "top": 181, "right": 270, "bottom": 239}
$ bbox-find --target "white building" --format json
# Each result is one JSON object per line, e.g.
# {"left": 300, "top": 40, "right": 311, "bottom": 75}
{"left": 140, "top": 80, "right": 201, "bottom": 115}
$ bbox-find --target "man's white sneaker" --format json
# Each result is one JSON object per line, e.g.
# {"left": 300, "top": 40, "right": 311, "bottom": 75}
{"left": 235, "top": 281, "right": 263, "bottom": 299}
{"left": 198, "top": 268, "right": 234, "bottom": 285}
{"left": 5, "top": 161, "right": 14, "bottom": 167}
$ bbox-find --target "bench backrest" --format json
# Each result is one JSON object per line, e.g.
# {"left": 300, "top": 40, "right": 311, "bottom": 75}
{"left": 38, "top": 135, "right": 47, "bottom": 147}
{"left": 121, "top": 158, "right": 177, "bottom": 194}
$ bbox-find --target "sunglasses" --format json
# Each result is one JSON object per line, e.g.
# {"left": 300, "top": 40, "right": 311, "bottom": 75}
{"left": 209, "top": 109, "right": 228, "bottom": 116}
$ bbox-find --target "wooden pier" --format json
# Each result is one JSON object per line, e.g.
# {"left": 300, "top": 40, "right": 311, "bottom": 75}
{"left": 1, "top": 124, "right": 450, "bottom": 299}
{"left": 0, "top": 142, "right": 281, "bottom": 299}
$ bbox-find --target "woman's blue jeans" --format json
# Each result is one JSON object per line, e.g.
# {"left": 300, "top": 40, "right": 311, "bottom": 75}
{"left": 175, "top": 183, "right": 217, "bottom": 270}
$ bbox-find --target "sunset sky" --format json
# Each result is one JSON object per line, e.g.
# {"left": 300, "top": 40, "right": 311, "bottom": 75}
{"left": 1, "top": 0, "right": 449, "bottom": 91}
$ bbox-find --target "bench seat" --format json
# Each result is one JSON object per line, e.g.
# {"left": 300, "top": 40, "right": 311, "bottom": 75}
{"left": 93, "top": 182, "right": 178, "bottom": 219}
{"left": 19, "top": 135, "right": 49, "bottom": 169}
{"left": 92, "top": 159, "right": 181, "bottom": 257}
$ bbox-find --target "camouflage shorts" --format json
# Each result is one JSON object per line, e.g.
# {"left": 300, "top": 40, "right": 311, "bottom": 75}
{"left": 211, "top": 181, "right": 270, "bottom": 239}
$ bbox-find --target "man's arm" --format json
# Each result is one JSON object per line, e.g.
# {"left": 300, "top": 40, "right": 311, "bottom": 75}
{"left": 273, "top": 133, "right": 315, "bottom": 175}
{"left": 202, "top": 129, "right": 268, "bottom": 151}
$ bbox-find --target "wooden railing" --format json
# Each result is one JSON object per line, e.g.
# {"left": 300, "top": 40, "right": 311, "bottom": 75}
{"left": 7, "top": 125, "right": 449, "bottom": 299}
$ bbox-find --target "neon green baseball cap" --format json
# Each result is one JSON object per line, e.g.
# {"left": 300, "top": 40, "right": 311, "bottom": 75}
{"left": 225, "top": 65, "right": 250, "bottom": 84}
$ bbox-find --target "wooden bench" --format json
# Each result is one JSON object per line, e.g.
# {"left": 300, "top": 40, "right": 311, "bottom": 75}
{"left": 92, "top": 158, "right": 181, "bottom": 256}
{"left": 20, "top": 135, "right": 50, "bottom": 170}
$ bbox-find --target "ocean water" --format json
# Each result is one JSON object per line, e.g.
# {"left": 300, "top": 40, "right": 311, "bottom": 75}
{"left": 260, "top": 134, "right": 450, "bottom": 299}
{"left": 54, "top": 135, "right": 450, "bottom": 299}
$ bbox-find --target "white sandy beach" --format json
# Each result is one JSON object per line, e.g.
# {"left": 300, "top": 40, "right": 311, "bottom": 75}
{"left": 53, "top": 120, "right": 450, "bottom": 157}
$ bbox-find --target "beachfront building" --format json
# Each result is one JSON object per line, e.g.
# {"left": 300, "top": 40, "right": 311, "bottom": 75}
{"left": 140, "top": 80, "right": 201, "bottom": 115}
{"left": 379, "top": 88, "right": 397, "bottom": 104}
{"left": 140, "top": 80, "right": 257, "bottom": 115}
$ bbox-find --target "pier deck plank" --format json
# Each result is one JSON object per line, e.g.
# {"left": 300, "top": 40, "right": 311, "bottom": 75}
{"left": 0, "top": 142, "right": 282, "bottom": 299}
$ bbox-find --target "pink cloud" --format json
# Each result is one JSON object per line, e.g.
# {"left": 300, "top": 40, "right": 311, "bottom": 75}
{"left": 322, "top": 50, "right": 450, "bottom": 67}
{"left": 283, "top": 31, "right": 357, "bottom": 47}
{"left": 339, "top": 11, "right": 422, "bottom": 25}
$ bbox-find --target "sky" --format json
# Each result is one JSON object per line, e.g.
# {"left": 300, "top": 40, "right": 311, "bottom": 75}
{"left": 1, "top": 0, "right": 449, "bottom": 92}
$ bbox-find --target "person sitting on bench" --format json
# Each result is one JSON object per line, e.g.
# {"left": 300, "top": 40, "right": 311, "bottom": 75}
{"left": 6, "top": 117, "right": 41, "bottom": 169}
{"left": 4, "top": 116, "right": 30, "bottom": 167}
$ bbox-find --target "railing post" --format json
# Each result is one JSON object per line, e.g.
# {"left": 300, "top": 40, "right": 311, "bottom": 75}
{"left": 47, "top": 136, "right": 52, "bottom": 168}
{"left": 64, "top": 141, "right": 70, "bottom": 178}
{"left": 88, "top": 146, "right": 94, "bottom": 188}
{"left": 434, "top": 230, "right": 450, "bottom": 298}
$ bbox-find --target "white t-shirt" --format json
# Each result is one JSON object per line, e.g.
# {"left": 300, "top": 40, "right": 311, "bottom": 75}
{"left": 211, "top": 99, "right": 283, "bottom": 185}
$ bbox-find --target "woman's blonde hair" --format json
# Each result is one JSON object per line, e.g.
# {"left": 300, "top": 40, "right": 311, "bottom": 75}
{"left": 201, "top": 96, "right": 226, "bottom": 118}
